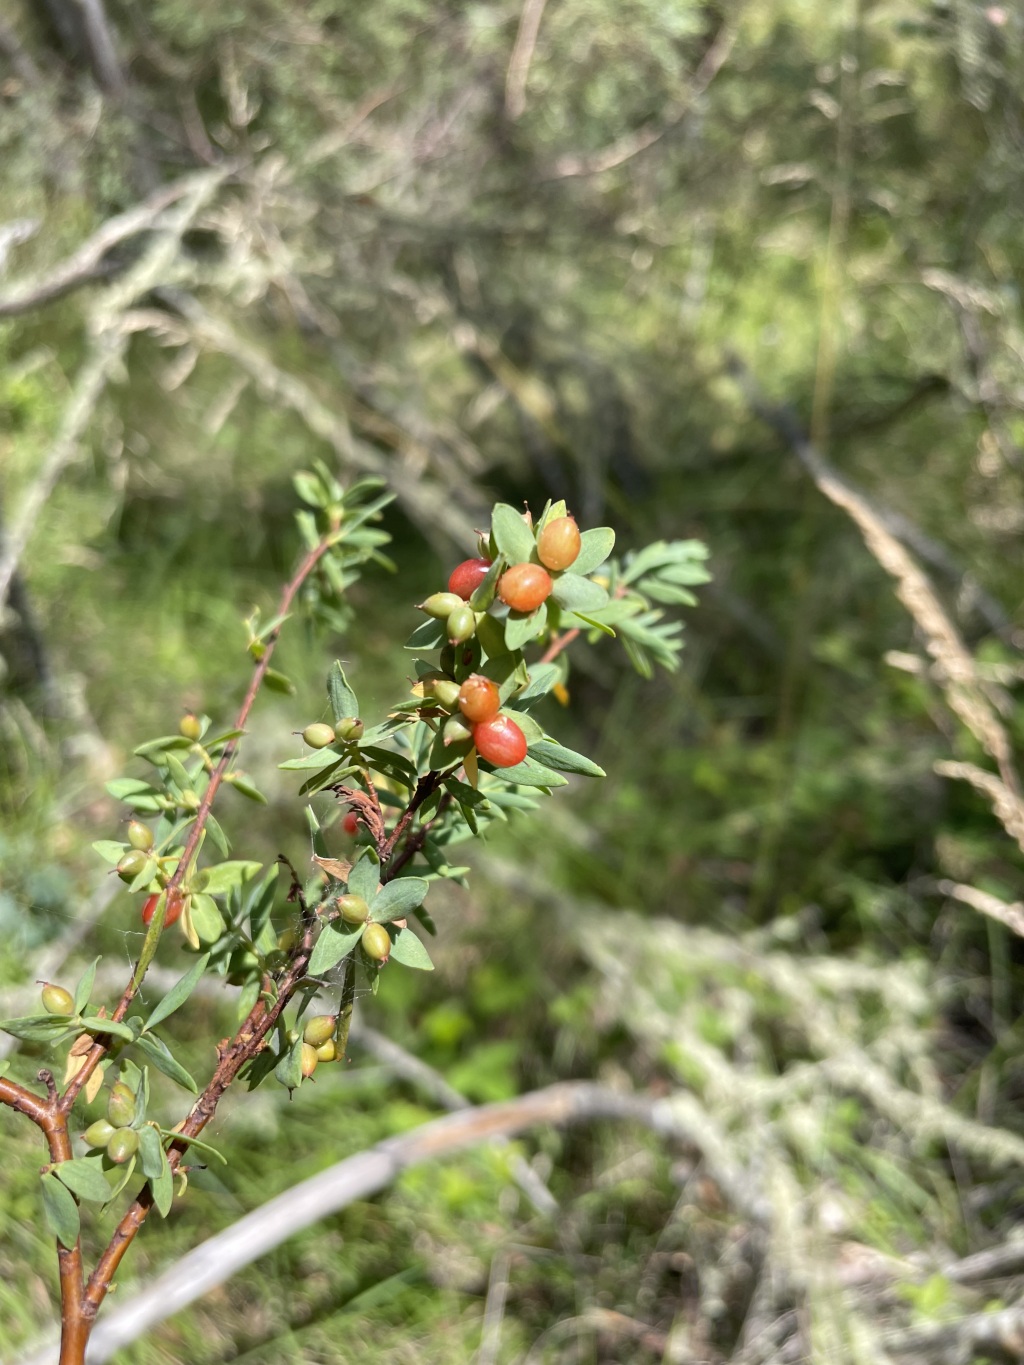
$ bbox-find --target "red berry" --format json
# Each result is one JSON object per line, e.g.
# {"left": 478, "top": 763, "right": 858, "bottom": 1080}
{"left": 537, "top": 516, "right": 581, "bottom": 571}
{"left": 473, "top": 714, "right": 528, "bottom": 767}
{"left": 458, "top": 674, "right": 501, "bottom": 724}
{"left": 342, "top": 811, "right": 360, "bottom": 836}
{"left": 142, "top": 890, "right": 184, "bottom": 927}
{"left": 498, "top": 563, "right": 552, "bottom": 613}
{"left": 448, "top": 558, "right": 492, "bottom": 600}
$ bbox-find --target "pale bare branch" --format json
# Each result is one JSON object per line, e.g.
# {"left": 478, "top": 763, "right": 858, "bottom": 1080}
{"left": 545, "top": 23, "right": 736, "bottom": 179}
{"left": 505, "top": 0, "right": 550, "bottom": 121}
{"left": 11, "top": 1082, "right": 759, "bottom": 1364}
{"left": 0, "top": 171, "right": 223, "bottom": 319}
{"left": 0, "top": 169, "right": 231, "bottom": 615}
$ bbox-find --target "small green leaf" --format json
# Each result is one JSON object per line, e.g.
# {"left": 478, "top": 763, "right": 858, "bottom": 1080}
{"left": 484, "top": 756, "right": 568, "bottom": 787}
{"left": 468, "top": 558, "right": 503, "bottom": 611}
{"left": 511, "top": 710, "right": 545, "bottom": 745}
{"left": 73, "top": 958, "right": 100, "bottom": 1015}
{"left": 572, "top": 527, "right": 615, "bottom": 576}
{"left": 133, "top": 735, "right": 194, "bottom": 761}
{"left": 264, "top": 668, "right": 296, "bottom": 695}
{"left": 105, "top": 1154, "right": 137, "bottom": 1201}
{"left": 188, "top": 893, "right": 225, "bottom": 944}
{"left": 515, "top": 664, "right": 561, "bottom": 702}
{"left": 163, "top": 752, "right": 194, "bottom": 795}
{"left": 279, "top": 747, "right": 345, "bottom": 771}
{"left": 528, "top": 739, "right": 606, "bottom": 778}
{"left": 568, "top": 611, "right": 616, "bottom": 638}
{"left": 475, "top": 612, "right": 508, "bottom": 660}
{"left": 227, "top": 773, "right": 268, "bottom": 804}
{"left": 205, "top": 811, "right": 231, "bottom": 857}
{"left": 55, "top": 1157, "right": 112, "bottom": 1205}
{"left": 308, "top": 921, "right": 364, "bottom": 975}
{"left": 550, "top": 573, "right": 609, "bottom": 613}
{"left": 41, "top": 1172, "right": 80, "bottom": 1248}
{"left": 137, "top": 1125, "right": 165, "bottom": 1180}
{"left": 133, "top": 1032, "right": 198, "bottom": 1091}
{"left": 387, "top": 928, "right": 434, "bottom": 971}
{"left": 275, "top": 1036, "right": 304, "bottom": 1091}
{"left": 82, "top": 1016, "right": 136, "bottom": 1042}
{"left": 347, "top": 853, "right": 381, "bottom": 901}
{"left": 198, "top": 861, "right": 262, "bottom": 896}
{"left": 405, "top": 619, "right": 446, "bottom": 650}
{"left": 0, "top": 1015, "right": 77, "bottom": 1043}
{"left": 161, "top": 1128, "right": 226, "bottom": 1163}
{"left": 151, "top": 1149, "right": 174, "bottom": 1217}
{"left": 505, "top": 602, "right": 548, "bottom": 651}
{"left": 328, "top": 661, "right": 359, "bottom": 722}
{"left": 372, "top": 878, "right": 429, "bottom": 924}
{"left": 92, "top": 839, "right": 129, "bottom": 865}
{"left": 143, "top": 954, "right": 210, "bottom": 1033}
{"left": 104, "top": 779, "right": 164, "bottom": 811}
{"left": 491, "top": 503, "right": 536, "bottom": 563}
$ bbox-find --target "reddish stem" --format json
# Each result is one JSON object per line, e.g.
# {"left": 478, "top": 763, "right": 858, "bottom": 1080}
{"left": 61, "top": 536, "right": 333, "bottom": 1111}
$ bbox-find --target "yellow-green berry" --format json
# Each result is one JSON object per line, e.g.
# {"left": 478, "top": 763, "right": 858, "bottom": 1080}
{"left": 303, "top": 722, "right": 336, "bottom": 749}
{"left": 107, "top": 1128, "right": 139, "bottom": 1164}
{"left": 361, "top": 921, "right": 391, "bottom": 963}
{"left": 303, "top": 1014, "right": 337, "bottom": 1047}
{"left": 41, "top": 983, "right": 74, "bottom": 1016}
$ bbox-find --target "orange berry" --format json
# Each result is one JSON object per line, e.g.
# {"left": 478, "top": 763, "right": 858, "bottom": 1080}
{"left": 473, "top": 714, "right": 528, "bottom": 767}
{"left": 458, "top": 674, "right": 501, "bottom": 724}
{"left": 498, "top": 563, "right": 552, "bottom": 613}
{"left": 537, "top": 516, "right": 581, "bottom": 571}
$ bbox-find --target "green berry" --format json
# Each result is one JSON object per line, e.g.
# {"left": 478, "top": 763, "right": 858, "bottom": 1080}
{"left": 443, "top": 715, "right": 474, "bottom": 747}
{"left": 446, "top": 605, "right": 477, "bottom": 645}
{"left": 179, "top": 713, "right": 203, "bottom": 741}
{"left": 116, "top": 850, "right": 149, "bottom": 884}
{"left": 107, "top": 1082, "right": 137, "bottom": 1129}
{"left": 361, "top": 921, "right": 392, "bottom": 963}
{"left": 302, "top": 722, "right": 336, "bottom": 749}
{"left": 300, "top": 1042, "right": 319, "bottom": 1078}
{"left": 430, "top": 678, "right": 462, "bottom": 709}
{"left": 41, "top": 983, "right": 74, "bottom": 1016}
{"left": 316, "top": 1039, "right": 338, "bottom": 1062}
{"left": 303, "top": 1014, "right": 337, "bottom": 1047}
{"left": 106, "top": 1128, "right": 140, "bottom": 1164}
{"left": 126, "top": 820, "right": 154, "bottom": 851}
{"left": 336, "top": 717, "right": 364, "bottom": 741}
{"left": 84, "top": 1120, "right": 117, "bottom": 1148}
{"left": 420, "top": 591, "right": 465, "bottom": 619}
{"left": 338, "top": 893, "right": 370, "bottom": 925}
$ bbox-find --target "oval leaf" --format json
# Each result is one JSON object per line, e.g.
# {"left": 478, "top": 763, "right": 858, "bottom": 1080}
{"left": 483, "top": 756, "right": 568, "bottom": 787}
{"left": 572, "top": 527, "right": 615, "bottom": 576}
{"left": 132, "top": 1032, "right": 198, "bottom": 1091}
{"left": 491, "top": 503, "right": 536, "bottom": 563}
{"left": 387, "top": 928, "right": 434, "bottom": 971}
{"left": 308, "top": 921, "right": 364, "bottom": 975}
{"left": 528, "top": 739, "right": 606, "bottom": 778}
{"left": 550, "top": 574, "right": 610, "bottom": 613}
{"left": 151, "top": 1150, "right": 174, "bottom": 1217}
{"left": 144, "top": 954, "right": 210, "bottom": 1033}
{"left": 198, "top": 861, "right": 262, "bottom": 896}
{"left": 137, "top": 1125, "right": 165, "bottom": 1180}
{"left": 55, "top": 1157, "right": 113, "bottom": 1205}
{"left": 328, "top": 661, "right": 359, "bottom": 722}
{"left": 41, "top": 1172, "right": 80, "bottom": 1248}
{"left": 371, "top": 878, "right": 429, "bottom": 924}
